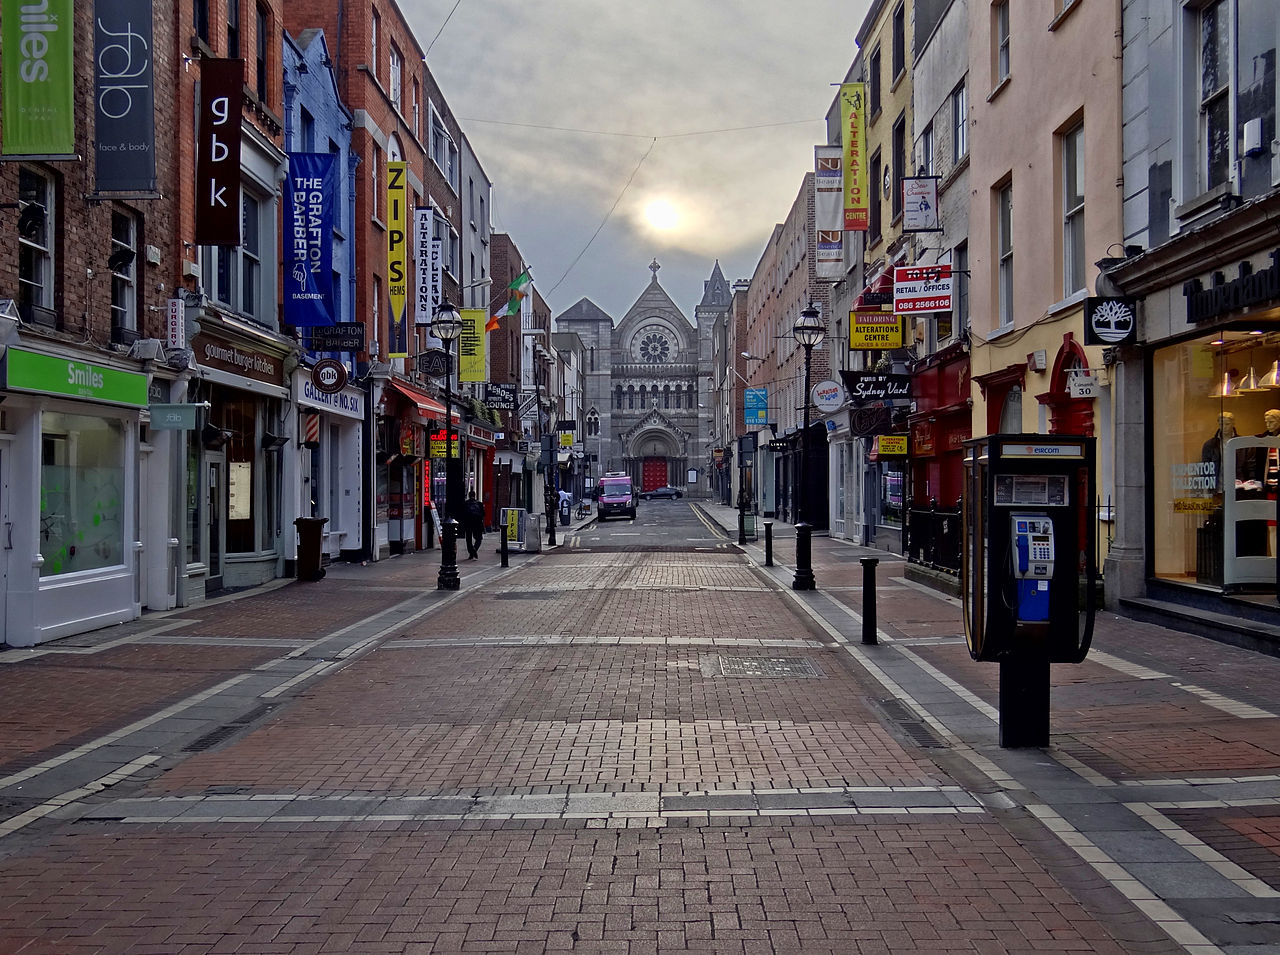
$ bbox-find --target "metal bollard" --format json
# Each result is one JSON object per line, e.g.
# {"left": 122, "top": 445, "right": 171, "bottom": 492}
{"left": 860, "top": 556, "right": 879, "bottom": 645}
{"left": 763, "top": 520, "right": 774, "bottom": 566}
{"left": 500, "top": 526, "right": 509, "bottom": 567}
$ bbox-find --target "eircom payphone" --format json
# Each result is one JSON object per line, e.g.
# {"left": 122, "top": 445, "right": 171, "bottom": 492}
{"left": 961, "top": 435, "right": 1097, "bottom": 747}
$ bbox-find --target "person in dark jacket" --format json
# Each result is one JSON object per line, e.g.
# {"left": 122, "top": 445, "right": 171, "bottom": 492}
{"left": 463, "top": 492, "right": 485, "bottom": 559}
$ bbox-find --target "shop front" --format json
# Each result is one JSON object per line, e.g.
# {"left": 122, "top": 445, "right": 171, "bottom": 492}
{"left": 189, "top": 326, "right": 296, "bottom": 595}
{"left": 378, "top": 380, "right": 445, "bottom": 554}
{"left": 1, "top": 346, "right": 148, "bottom": 646}
{"left": 1106, "top": 208, "right": 1280, "bottom": 621}
{"left": 294, "top": 365, "right": 365, "bottom": 564}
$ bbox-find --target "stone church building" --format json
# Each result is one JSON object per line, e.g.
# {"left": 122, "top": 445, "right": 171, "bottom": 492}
{"left": 557, "top": 260, "right": 731, "bottom": 497}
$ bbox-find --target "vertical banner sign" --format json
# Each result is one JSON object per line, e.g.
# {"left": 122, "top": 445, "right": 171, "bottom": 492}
{"left": 284, "top": 152, "right": 337, "bottom": 326}
{"left": 413, "top": 207, "right": 440, "bottom": 327}
{"left": 814, "top": 145, "right": 844, "bottom": 279}
{"left": 94, "top": 0, "right": 155, "bottom": 191}
{"left": 166, "top": 298, "right": 186, "bottom": 350}
{"left": 839, "top": 83, "right": 868, "bottom": 232}
{"left": 2, "top": 0, "right": 75, "bottom": 157}
{"left": 194, "top": 59, "right": 243, "bottom": 245}
{"left": 385, "top": 161, "right": 409, "bottom": 357}
{"left": 458, "top": 308, "right": 485, "bottom": 383}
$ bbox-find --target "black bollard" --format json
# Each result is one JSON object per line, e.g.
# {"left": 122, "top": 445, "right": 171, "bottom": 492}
{"left": 763, "top": 520, "right": 774, "bottom": 566}
{"left": 500, "top": 525, "right": 509, "bottom": 568}
{"left": 860, "top": 556, "right": 879, "bottom": 645}
{"left": 737, "top": 508, "right": 746, "bottom": 545}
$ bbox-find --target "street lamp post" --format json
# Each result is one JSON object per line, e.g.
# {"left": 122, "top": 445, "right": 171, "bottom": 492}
{"left": 792, "top": 302, "right": 825, "bottom": 591}
{"left": 431, "top": 299, "right": 464, "bottom": 590}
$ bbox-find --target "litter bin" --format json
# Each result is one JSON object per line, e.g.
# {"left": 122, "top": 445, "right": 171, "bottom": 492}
{"left": 560, "top": 501, "right": 571, "bottom": 525}
{"left": 294, "top": 516, "right": 328, "bottom": 581}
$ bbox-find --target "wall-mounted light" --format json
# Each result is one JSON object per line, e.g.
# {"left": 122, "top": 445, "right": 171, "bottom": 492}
{"left": 261, "top": 432, "right": 290, "bottom": 451}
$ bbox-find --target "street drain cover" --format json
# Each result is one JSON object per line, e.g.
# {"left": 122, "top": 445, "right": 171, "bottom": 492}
{"left": 494, "top": 591, "right": 561, "bottom": 600}
{"left": 717, "top": 655, "right": 823, "bottom": 678}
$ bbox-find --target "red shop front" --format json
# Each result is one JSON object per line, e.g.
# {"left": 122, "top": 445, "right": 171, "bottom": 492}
{"left": 907, "top": 340, "right": 971, "bottom": 510}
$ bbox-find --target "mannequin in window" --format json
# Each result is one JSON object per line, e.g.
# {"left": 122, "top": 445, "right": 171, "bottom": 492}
{"left": 1261, "top": 409, "right": 1280, "bottom": 493}
{"left": 1201, "top": 411, "right": 1236, "bottom": 493}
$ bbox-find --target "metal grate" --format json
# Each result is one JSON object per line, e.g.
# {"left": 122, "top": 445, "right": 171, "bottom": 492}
{"left": 877, "top": 698, "right": 945, "bottom": 748}
{"left": 716, "top": 655, "right": 824, "bottom": 678}
{"left": 493, "top": 591, "right": 563, "bottom": 600}
{"left": 183, "top": 704, "right": 273, "bottom": 753}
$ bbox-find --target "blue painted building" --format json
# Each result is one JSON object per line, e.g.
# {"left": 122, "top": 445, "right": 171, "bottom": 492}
{"left": 283, "top": 30, "right": 368, "bottom": 564}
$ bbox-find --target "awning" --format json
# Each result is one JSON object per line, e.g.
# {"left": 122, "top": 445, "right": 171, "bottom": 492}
{"left": 557, "top": 450, "right": 572, "bottom": 464}
{"left": 853, "top": 270, "right": 894, "bottom": 310}
{"left": 386, "top": 380, "right": 458, "bottom": 424}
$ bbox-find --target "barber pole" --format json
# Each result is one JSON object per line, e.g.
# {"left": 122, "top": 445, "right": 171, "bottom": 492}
{"left": 302, "top": 413, "right": 321, "bottom": 448}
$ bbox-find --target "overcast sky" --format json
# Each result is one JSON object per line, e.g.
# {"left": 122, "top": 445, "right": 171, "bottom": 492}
{"left": 404, "top": 0, "right": 870, "bottom": 322}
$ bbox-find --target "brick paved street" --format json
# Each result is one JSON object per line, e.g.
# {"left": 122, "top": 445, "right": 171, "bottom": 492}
{"left": 3, "top": 505, "right": 1279, "bottom": 951}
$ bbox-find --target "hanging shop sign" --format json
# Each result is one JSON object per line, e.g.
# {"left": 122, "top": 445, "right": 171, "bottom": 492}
{"left": 838, "top": 83, "right": 868, "bottom": 231}
{"left": 841, "top": 371, "right": 911, "bottom": 404}
{"left": 166, "top": 298, "right": 186, "bottom": 350}
{"left": 745, "top": 387, "right": 769, "bottom": 426}
{"left": 1084, "top": 296, "right": 1138, "bottom": 346}
{"left": 1183, "top": 251, "right": 1280, "bottom": 325}
{"left": 148, "top": 403, "right": 198, "bottom": 430}
{"left": 2, "top": 0, "right": 75, "bottom": 158}
{"left": 4, "top": 347, "right": 147, "bottom": 406}
{"left": 458, "top": 308, "right": 485, "bottom": 383}
{"left": 429, "top": 429, "right": 460, "bottom": 459}
{"left": 485, "top": 382, "right": 517, "bottom": 410}
{"left": 850, "top": 311, "right": 904, "bottom": 349}
{"left": 894, "top": 265, "right": 953, "bottom": 314}
{"left": 192, "top": 331, "right": 281, "bottom": 385}
{"left": 284, "top": 152, "right": 338, "bottom": 326}
{"left": 94, "top": 0, "right": 156, "bottom": 191}
{"left": 901, "top": 177, "right": 941, "bottom": 232}
{"left": 875, "top": 434, "right": 909, "bottom": 456}
{"left": 194, "top": 58, "right": 243, "bottom": 245}
{"left": 418, "top": 348, "right": 452, "bottom": 378}
{"left": 310, "top": 358, "right": 347, "bottom": 395}
{"left": 811, "top": 379, "right": 846, "bottom": 413}
{"left": 849, "top": 405, "right": 893, "bottom": 438}
{"left": 310, "top": 323, "right": 365, "bottom": 353}
{"left": 413, "top": 207, "right": 441, "bottom": 327}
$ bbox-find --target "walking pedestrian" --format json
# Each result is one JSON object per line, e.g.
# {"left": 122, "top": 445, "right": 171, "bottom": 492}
{"left": 463, "top": 492, "right": 485, "bottom": 559}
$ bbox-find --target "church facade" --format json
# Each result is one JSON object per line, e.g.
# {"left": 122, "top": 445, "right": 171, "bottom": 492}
{"left": 557, "top": 261, "right": 730, "bottom": 497}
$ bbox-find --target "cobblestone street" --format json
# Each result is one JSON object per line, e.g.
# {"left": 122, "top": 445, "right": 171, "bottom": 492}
{"left": 1, "top": 505, "right": 1277, "bottom": 952}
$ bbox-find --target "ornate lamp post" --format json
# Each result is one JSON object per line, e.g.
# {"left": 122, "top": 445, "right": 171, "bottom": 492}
{"left": 431, "top": 299, "right": 464, "bottom": 590}
{"left": 792, "top": 302, "right": 825, "bottom": 591}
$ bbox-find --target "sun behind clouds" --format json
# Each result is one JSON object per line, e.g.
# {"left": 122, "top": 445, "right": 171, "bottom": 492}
{"left": 643, "top": 198, "right": 680, "bottom": 232}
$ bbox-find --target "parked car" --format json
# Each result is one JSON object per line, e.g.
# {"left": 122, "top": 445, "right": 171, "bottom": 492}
{"left": 641, "top": 485, "right": 683, "bottom": 500}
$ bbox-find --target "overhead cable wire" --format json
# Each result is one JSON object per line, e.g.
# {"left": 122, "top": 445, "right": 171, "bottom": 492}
{"left": 460, "top": 117, "right": 818, "bottom": 141}
{"left": 423, "top": 0, "right": 466, "bottom": 58}
{"left": 546, "top": 137, "right": 658, "bottom": 296}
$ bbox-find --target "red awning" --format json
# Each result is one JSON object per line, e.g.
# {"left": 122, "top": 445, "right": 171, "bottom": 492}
{"left": 386, "top": 380, "right": 458, "bottom": 424}
{"left": 853, "top": 270, "right": 894, "bottom": 311}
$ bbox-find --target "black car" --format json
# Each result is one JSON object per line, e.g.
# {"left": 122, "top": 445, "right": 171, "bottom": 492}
{"left": 641, "top": 485, "right": 683, "bottom": 500}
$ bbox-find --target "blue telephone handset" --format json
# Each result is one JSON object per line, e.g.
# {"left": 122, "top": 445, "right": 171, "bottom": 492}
{"left": 1011, "top": 514, "right": 1053, "bottom": 622}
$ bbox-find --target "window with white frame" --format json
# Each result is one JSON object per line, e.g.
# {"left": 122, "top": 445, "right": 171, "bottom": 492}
{"left": 1195, "top": 0, "right": 1277, "bottom": 197}
{"left": 110, "top": 210, "right": 138, "bottom": 334}
{"left": 411, "top": 78, "right": 420, "bottom": 139}
{"left": 952, "top": 82, "right": 968, "bottom": 161}
{"left": 994, "top": 1, "right": 1010, "bottom": 84}
{"left": 370, "top": 142, "right": 382, "bottom": 220}
{"left": 18, "top": 166, "right": 54, "bottom": 312}
{"left": 429, "top": 108, "right": 459, "bottom": 192}
{"left": 997, "top": 181, "right": 1014, "bottom": 327}
{"left": 205, "top": 186, "right": 266, "bottom": 320}
{"left": 370, "top": 7, "right": 379, "bottom": 78}
{"left": 921, "top": 124, "right": 934, "bottom": 176}
{"left": 389, "top": 43, "right": 402, "bottom": 112}
{"left": 1062, "top": 123, "right": 1086, "bottom": 295}
{"left": 432, "top": 210, "right": 458, "bottom": 275}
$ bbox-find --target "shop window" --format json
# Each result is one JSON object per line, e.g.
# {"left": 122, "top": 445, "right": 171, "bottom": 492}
{"left": 1062, "top": 123, "right": 1085, "bottom": 296}
{"left": 40, "top": 412, "right": 126, "bottom": 576}
{"left": 881, "top": 463, "right": 904, "bottom": 526}
{"left": 952, "top": 82, "right": 968, "bottom": 161}
{"left": 18, "top": 166, "right": 55, "bottom": 315}
{"left": 110, "top": 210, "right": 139, "bottom": 338}
{"left": 218, "top": 396, "right": 257, "bottom": 553}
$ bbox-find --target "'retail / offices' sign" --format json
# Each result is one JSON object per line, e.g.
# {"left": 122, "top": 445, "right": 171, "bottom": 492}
{"left": 3, "top": 0, "right": 76, "bottom": 157}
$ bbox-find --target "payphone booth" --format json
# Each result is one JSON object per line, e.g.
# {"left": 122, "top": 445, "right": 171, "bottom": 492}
{"left": 962, "top": 434, "right": 1097, "bottom": 747}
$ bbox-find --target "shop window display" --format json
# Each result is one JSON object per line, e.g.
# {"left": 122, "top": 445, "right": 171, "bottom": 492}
{"left": 1152, "top": 330, "right": 1280, "bottom": 589}
{"left": 39, "top": 412, "right": 126, "bottom": 576}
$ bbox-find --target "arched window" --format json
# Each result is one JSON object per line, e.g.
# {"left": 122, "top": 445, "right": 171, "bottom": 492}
{"left": 998, "top": 386, "right": 1022, "bottom": 432}
{"left": 674, "top": 387, "right": 682, "bottom": 409}
{"left": 651, "top": 385, "right": 659, "bottom": 407}
{"left": 586, "top": 410, "right": 600, "bottom": 437}
{"left": 663, "top": 385, "right": 671, "bottom": 409}
{"left": 627, "top": 386, "right": 635, "bottom": 410}
{"left": 614, "top": 386, "right": 623, "bottom": 410}
{"left": 687, "top": 384, "right": 696, "bottom": 408}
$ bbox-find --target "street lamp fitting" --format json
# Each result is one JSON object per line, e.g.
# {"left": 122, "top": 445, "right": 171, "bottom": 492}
{"left": 430, "top": 299, "right": 464, "bottom": 342}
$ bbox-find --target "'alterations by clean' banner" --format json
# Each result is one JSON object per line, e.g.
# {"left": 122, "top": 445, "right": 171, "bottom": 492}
{"left": 2, "top": 0, "right": 75, "bottom": 157}
{"left": 283, "top": 152, "right": 337, "bottom": 326}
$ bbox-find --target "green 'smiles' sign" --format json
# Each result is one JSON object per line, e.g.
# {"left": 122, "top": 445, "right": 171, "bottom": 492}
{"left": 4, "top": 347, "right": 148, "bottom": 406}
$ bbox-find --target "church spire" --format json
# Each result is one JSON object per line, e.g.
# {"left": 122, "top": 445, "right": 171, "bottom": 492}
{"left": 699, "top": 260, "right": 730, "bottom": 308}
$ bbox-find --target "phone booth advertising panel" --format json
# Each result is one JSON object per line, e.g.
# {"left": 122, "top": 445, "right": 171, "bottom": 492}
{"left": 962, "top": 434, "right": 1097, "bottom": 664}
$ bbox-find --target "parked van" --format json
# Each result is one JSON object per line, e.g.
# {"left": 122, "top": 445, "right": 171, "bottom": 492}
{"left": 597, "top": 472, "right": 638, "bottom": 521}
